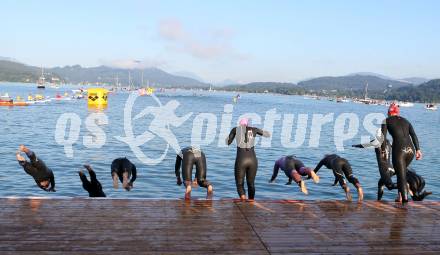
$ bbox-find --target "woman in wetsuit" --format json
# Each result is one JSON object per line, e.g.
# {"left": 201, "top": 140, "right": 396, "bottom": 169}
{"left": 175, "top": 146, "right": 213, "bottom": 200}
{"left": 382, "top": 103, "right": 422, "bottom": 204}
{"left": 269, "top": 155, "right": 320, "bottom": 194}
{"left": 111, "top": 158, "right": 137, "bottom": 191}
{"left": 79, "top": 165, "right": 106, "bottom": 197}
{"left": 314, "top": 154, "right": 363, "bottom": 201}
{"left": 226, "top": 118, "right": 270, "bottom": 200}
{"left": 16, "top": 145, "right": 55, "bottom": 192}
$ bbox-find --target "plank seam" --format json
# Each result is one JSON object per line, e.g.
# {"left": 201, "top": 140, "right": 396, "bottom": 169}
{"left": 235, "top": 202, "right": 271, "bottom": 255}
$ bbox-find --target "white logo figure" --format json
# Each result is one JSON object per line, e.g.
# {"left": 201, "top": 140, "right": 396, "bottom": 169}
{"left": 115, "top": 92, "right": 192, "bottom": 165}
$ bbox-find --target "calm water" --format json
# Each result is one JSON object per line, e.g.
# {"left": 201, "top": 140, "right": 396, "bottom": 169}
{"left": 1, "top": 82, "right": 439, "bottom": 200}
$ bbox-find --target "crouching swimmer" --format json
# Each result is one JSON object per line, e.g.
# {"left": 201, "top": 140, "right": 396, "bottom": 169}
{"left": 79, "top": 165, "right": 106, "bottom": 197}
{"left": 16, "top": 145, "right": 55, "bottom": 192}
{"left": 175, "top": 146, "right": 213, "bottom": 200}
{"left": 269, "top": 155, "right": 319, "bottom": 194}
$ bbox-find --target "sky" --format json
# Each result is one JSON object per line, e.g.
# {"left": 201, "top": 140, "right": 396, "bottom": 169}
{"left": 1, "top": 0, "right": 439, "bottom": 83}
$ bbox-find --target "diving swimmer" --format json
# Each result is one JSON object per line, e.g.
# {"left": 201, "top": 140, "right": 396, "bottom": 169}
{"left": 16, "top": 145, "right": 55, "bottom": 192}
{"left": 79, "top": 165, "right": 106, "bottom": 197}
{"left": 314, "top": 154, "right": 363, "bottom": 201}
{"left": 269, "top": 155, "right": 320, "bottom": 194}
{"left": 175, "top": 146, "right": 213, "bottom": 199}
{"left": 382, "top": 102, "right": 422, "bottom": 204}
{"left": 111, "top": 158, "right": 137, "bottom": 191}
{"left": 226, "top": 118, "right": 270, "bottom": 200}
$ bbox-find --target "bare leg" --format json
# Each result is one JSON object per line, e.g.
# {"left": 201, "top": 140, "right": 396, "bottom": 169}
{"left": 112, "top": 173, "right": 119, "bottom": 189}
{"left": 184, "top": 181, "right": 192, "bottom": 200}
{"left": 122, "top": 172, "right": 129, "bottom": 189}
{"left": 299, "top": 180, "right": 308, "bottom": 195}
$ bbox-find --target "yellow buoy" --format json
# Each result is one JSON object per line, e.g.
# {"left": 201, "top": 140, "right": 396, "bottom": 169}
{"left": 87, "top": 88, "right": 108, "bottom": 106}
{"left": 28, "top": 95, "right": 34, "bottom": 101}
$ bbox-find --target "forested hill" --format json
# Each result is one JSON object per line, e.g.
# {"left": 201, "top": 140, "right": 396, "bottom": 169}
{"left": 386, "top": 79, "right": 440, "bottom": 103}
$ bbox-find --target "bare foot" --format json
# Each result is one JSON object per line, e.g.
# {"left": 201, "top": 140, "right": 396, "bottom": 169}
{"left": 185, "top": 185, "right": 192, "bottom": 200}
{"left": 206, "top": 185, "right": 213, "bottom": 199}
{"left": 240, "top": 195, "right": 246, "bottom": 201}
{"left": 407, "top": 184, "right": 414, "bottom": 196}
{"left": 310, "top": 171, "right": 320, "bottom": 184}
{"left": 300, "top": 181, "right": 308, "bottom": 195}
{"left": 112, "top": 174, "right": 119, "bottom": 189}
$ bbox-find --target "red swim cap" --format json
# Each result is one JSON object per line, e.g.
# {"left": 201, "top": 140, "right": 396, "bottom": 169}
{"left": 388, "top": 103, "right": 400, "bottom": 116}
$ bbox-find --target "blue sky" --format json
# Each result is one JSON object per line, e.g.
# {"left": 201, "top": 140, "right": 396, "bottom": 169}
{"left": 1, "top": 0, "right": 439, "bottom": 83}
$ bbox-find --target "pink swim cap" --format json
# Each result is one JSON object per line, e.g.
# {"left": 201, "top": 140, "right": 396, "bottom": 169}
{"left": 239, "top": 118, "right": 249, "bottom": 126}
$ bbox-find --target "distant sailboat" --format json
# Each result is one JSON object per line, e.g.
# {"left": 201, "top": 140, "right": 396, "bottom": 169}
{"left": 37, "top": 66, "right": 46, "bottom": 89}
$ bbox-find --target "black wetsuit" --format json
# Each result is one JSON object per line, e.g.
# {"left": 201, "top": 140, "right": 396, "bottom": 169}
{"left": 353, "top": 138, "right": 397, "bottom": 200}
{"left": 227, "top": 126, "right": 266, "bottom": 199}
{"left": 175, "top": 147, "right": 211, "bottom": 188}
{"left": 79, "top": 165, "right": 106, "bottom": 197}
{"left": 111, "top": 158, "right": 137, "bottom": 186}
{"left": 18, "top": 150, "right": 55, "bottom": 191}
{"left": 382, "top": 115, "right": 420, "bottom": 203}
{"left": 407, "top": 169, "right": 431, "bottom": 201}
{"left": 314, "top": 154, "right": 360, "bottom": 189}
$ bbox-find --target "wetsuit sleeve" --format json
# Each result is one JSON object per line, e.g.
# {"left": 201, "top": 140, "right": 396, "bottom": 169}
{"left": 175, "top": 155, "right": 182, "bottom": 178}
{"left": 18, "top": 160, "right": 35, "bottom": 175}
{"left": 408, "top": 123, "right": 420, "bottom": 151}
{"left": 226, "top": 127, "right": 237, "bottom": 145}
{"left": 314, "top": 159, "right": 325, "bottom": 174}
{"left": 130, "top": 165, "right": 137, "bottom": 184}
{"left": 254, "top": 128, "right": 270, "bottom": 138}
{"left": 270, "top": 162, "right": 280, "bottom": 182}
{"left": 353, "top": 139, "right": 380, "bottom": 148}
{"left": 25, "top": 150, "right": 37, "bottom": 163}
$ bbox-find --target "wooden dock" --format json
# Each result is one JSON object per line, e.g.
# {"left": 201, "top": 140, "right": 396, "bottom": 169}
{"left": 0, "top": 198, "right": 439, "bottom": 254}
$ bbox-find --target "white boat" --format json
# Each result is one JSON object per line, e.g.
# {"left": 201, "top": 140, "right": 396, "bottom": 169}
{"left": 398, "top": 102, "right": 414, "bottom": 107}
{"left": 425, "top": 104, "right": 438, "bottom": 111}
{"left": 37, "top": 66, "right": 46, "bottom": 89}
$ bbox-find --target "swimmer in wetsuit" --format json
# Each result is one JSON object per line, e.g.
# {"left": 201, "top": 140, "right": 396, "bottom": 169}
{"left": 314, "top": 154, "right": 363, "bottom": 201}
{"left": 382, "top": 103, "right": 422, "bottom": 204}
{"left": 353, "top": 129, "right": 431, "bottom": 201}
{"left": 269, "top": 155, "right": 320, "bottom": 194}
{"left": 111, "top": 158, "right": 137, "bottom": 191}
{"left": 78, "top": 165, "right": 106, "bottom": 197}
{"left": 16, "top": 145, "right": 55, "bottom": 192}
{"left": 352, "top": 129, "right": 397, "bottom": 200}
{"left": 226, "top": 118, "right": 270, "bottom": 200}
{"left": 175, "top": 146, "right": 213, "bottom": 200}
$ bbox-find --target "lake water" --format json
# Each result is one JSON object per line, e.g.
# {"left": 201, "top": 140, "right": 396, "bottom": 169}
{"left": 1, "top": 82, "right": 439, "bottom": 200}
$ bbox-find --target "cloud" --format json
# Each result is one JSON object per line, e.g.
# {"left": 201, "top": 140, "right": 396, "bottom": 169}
{"left": 158, "top": 19, "right": 249, "bottom": 61}
{"left": 99, "top": 58, "right": 166, "bottom": 69}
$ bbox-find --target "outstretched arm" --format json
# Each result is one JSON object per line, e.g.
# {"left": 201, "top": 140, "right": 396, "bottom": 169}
{"left": 226, "top": 127, "right": 237, "bottom": 146}
{"left": 269, "top": 162, "right": 280, "bottom": 183}
{"left": 314, "top": 159, "right": 325, "bottom": 174}
{"left": 84, "top": 165, "right": 97, "bottom": 182}
{"left": 352, "top": 139, "right": 380, "bottom": 149}
{"left": 254, "top": 128, "right": 271, "bottom": 138}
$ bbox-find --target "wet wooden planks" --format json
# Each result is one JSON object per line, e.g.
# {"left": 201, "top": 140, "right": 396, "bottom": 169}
{"left": 0, "top": 198, "right": 439, "bottom": 254}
